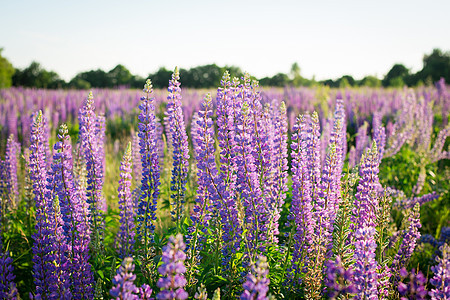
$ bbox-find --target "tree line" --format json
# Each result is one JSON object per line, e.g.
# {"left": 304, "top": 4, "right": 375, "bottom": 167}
{"left": 0, "top": 48, "right": 449, "bottom": 89}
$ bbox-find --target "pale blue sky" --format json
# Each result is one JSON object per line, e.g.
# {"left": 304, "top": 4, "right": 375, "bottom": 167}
{"left": 1, "top": 0, "right": 449, "bottom": 81}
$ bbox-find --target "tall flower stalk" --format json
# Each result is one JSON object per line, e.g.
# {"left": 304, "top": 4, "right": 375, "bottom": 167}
{"left": 215, "top": 72, "right": 241, "bottom": 271}
{"left": 117, "top": 142, "right": 136, "bottom": 258}
{"left": 165, "top": 67, "right": 190, "bottom": 233}
{"left": 186, "top": 94, "right": 214, "bottom": 284}
{"left": 78, "top": 92, "right": 105, "bottom": 253}
{"left": 157, "top": 234, "right": 188, "bottom": 300}
{"left": 53, "top": 124, "right": 93, "bottom": 298}
{"left": 137, "top": 79, "right": 160, "bottom": 260}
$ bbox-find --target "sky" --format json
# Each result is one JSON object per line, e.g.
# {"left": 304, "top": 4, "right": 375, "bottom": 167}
{"left": 1, "top": 0, "right": 449, "bottom": 82}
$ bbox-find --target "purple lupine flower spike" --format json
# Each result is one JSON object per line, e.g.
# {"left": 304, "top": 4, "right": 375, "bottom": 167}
{"left": 137, "top": 79, "right": 160, "bottom": 259}
{"left": 398, "top": 268, "right": 428, "bottom": 300}
{"left": 351, "top": 141, "right": 380, "bottom": 232}
{"left": 429, "top": 243, "right": 450, "bottom": 300}
{"left": 324, "top": 256, "right": 356, "bottom": 299}
{"left": 117, "top": 142, "right": 136, "bottom": 258}
{"left": 186, "top": 94, "right": 214, "bottom": 277}
{"left": 290, "top": 114, "right": 313, "bottom": 280}
{"left": 352, "top": 226, "right": 378, "bottom": 300}
{"left": 132, "top": 132, "right": 142, "bottom": 185}
{"left": 241, "top": 256, "right": 270, "bottom": 300}
{"left": 29, "top": 110, "right": 57, "bottom": 299}
{"left": 267, "top": 101, "right": 288, "bottom": 244}
{"left": 0, "top": 198, "right": 18, "bottom": 299}
{"left": 391, "top": 204, "right": 421, "bottom": 285}
{"left": 156, "top": 234, "right": 188, "bottom": 300}
{"left": 78, "top": 91, "right": 105, "bottom": 253}
{"left": 165, "top": 67, "right": 190, "bottom": 232}
{"left": 4, "top": 135, "right": 19, "bottom": 210}
{"left": 0, "top": 248, "right": 18, "bottom": 300}
{"left": 215, "top": 71, "right": 241, "bottom": 269}
{"left": 53, "top": 123, "right": 94, "bottom": 298}
{"left": 110, "top": 257, "right": 140, "bottom": 300}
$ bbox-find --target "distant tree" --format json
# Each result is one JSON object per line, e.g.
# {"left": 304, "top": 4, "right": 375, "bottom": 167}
{"left": 13, "top": 61, "right": 65, "bottom": 88}
{"left": 338, "top": 75, "right": 355, "bottom": 87}
{"left": 359, "top": 75, "right": 381, "bottom": 87}
{"left": 0, "top": 48, "right": 15, "bottom": 88}
{"left": 389, "top": 76, "right": 405, "bottom": 88}
{"left": 129, "top": 75, "right": 145, "bottom": 89}
{"left": 72, "top": 69, "right": 110, "bottom": 88}
{"left": 150, "top": 67, "right": 173, "bottom": 89}
{"left": 108, "top": 64, "right": 133, "bottom": 87}
{"left": 259, "top": 73, "right": 289, "bottom": 87}
{"left": 321, "top": 79, "right": 338, "bottom": 88}
{"left": 382, "top": 64, "right": 409, "bottom": 87}
{"left": 68, "top": 77, "right": 91, "bottom": 89}
{"left": 417, "top": 48, "right": 450, "bottom": 84}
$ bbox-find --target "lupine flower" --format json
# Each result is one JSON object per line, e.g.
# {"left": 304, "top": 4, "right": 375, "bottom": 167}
{"left": 137, "top": 79, "right": 160, "bottom": 259}
{"left": 156, "top": 234, "right": 188, "bottom": 300}
{"left": 186, "top": 94, "right": 214, "bottom": 278}
{"left": 117, "top": 142, "right": 136, "bottom": 258}
{"left": 266, "top": 101, "right": 288, "bottom": 244}
{"left": 139, "top": 284, "right": 154, "bottom": 300}
{"left": 165, "top": 67, "right": 190, "bottom": 232}
{"left": 53, "top": 124, "right": 94, "bottom": 298}
{"left": 110, "top": 257, "right": 139, "bottom": 300}
{"left": 29, "top": 111, "right": 58, "bottom": 299}
{"left": 0, "top": 250, "right": 17, "bottom": 300}
{"left": 241, "top": 256, "right": 270, "bottom": 300}
{"left": 194, "top": 284, "right": 208, "bottom": 300}
{"left": 233, "top": 80, "right": 268, "bottom": 259}
{"left": 0, "top": 203, "right": 17, "bottom": 300}
{"left": 324, "top": 256, "right": 356, "bottom": 299}
{"left": 394, "top": 191, "right": 440, "bottom": 209}
{"left": 398, "top": 268, "right": 428, "bottom": 300}
{"left": 4, "top": 135, "right": 19, "bottom": 209}
{"left": 215, "top": 71, "right": 241, "bottom": 268}
{"left": 315, "top": 99, "right": 346, "bottom": 252}
{"left": 391, "top": 204, "right": 421, "bottom": 285}
{"left": 429, "top": 243, "right": 450, "bottom": 300}
{"left": 132, "top": 131, "right": 143, "bottom": 185}
{"left": 289, "top": 114, "right": 313, "bottom": 281}
{"left": 355, "top": 121, "right": 369, "bottom": 162}
{"left": 351, "top": 141, "right": 380, "bottom": 232}
{"left": 372, "top": 112, "right": 386, "bottom": 163}
{"left": 78, "top": 92, "right": 105, "bottom": 252}
{"left": 352, "top": 226, "right": 378, "bottom": 300}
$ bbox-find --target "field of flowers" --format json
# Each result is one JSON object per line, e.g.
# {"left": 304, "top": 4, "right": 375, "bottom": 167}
{"left": 0, "top": 69, "right": 449, "bottom": 299}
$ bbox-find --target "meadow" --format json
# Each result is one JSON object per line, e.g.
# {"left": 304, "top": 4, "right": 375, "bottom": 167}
{"left": 0, "top": 69, "right": 449, "bottom": 299}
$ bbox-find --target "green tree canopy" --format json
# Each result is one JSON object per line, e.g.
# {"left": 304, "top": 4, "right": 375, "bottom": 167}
{"left": 13, "top": 61, "right": 64, "bottom": 88}
{"left": 382, "top": 64, "right": 409, "bottom": 87}
{"left": 0, "top": 48, "right": 15, "bottom": 88}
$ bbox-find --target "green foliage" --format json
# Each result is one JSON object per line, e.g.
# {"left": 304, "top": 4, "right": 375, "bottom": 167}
{"left": 13, "top": 61, "right": 65, "bottom": 88}
{"left": 359, "top": 75, "right": 381, "bottom": 87}
{"left": 0, "top": 48, "right": 15, "bottom": 88}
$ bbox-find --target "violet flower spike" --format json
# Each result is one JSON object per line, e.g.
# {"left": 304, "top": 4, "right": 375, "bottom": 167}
{"left": 117, "top": 142, "right": 136, "bottom": 258}
{"left": 398, "top": 268, "right": 428, "bottom": 300}
{"left": 165, "top": 67, "right": 190, "bottom": 232}
{"left": 391, "top": 203, "right": 421, "bottom": 285}
{"left": 137, "top": 79, "right": 160, "bottom": 259}
{"left": 53, "top": 124, "right": 94, "bottom": 298}
{"left": 110, "top": 257, "right": 139, "bottom": 300}
{"left": 240, "top": 256, "right": 270, "bottom": 300}
{"left": 78, "top": 91, "right": 105, "bottom": 253}
{"left": 156, "top": 234, "right": 188, "bottom": 300}
{"left": 215, "top": 71, "right": 241, "bottom": 268}
{"left": 429, "top": 243, "right": 450, "bottom": 300}
{"left": 352, "top": 226, "right": 378, "bottom": 300}
{"left": 186, "top": 94, "right": 214, "bottom": 273}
